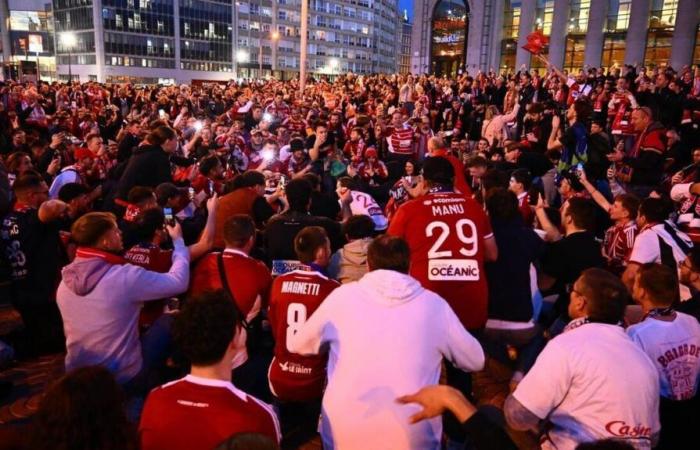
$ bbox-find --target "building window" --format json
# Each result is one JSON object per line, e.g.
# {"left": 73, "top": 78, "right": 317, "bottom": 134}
{"left": 500, "top": 0, "right": 520, "bottom": 70}
{"left": 601, "top": 33, "right": 626, "bottom": 69}
{"left": 534, "top": 0, "right": 554, "bottom": 36}
{"left": 430, "top": 0, "right": 469, "bottom": 77}
{"left": 644, "top": 0, "right": 678, "bottom": 67}
{"left": 563, "top": 35, "right": 586, "bottom": 72}
{"left": 568, "top": 0, "right": 590, "bottom": 34}
{"left": 606, "top": 0, "right": 631, "bottom": 32}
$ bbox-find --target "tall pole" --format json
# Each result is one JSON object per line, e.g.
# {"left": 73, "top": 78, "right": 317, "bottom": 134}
{"left": 68, "top": 47, "right": 72, "bottom": 82}
{"left": 300, "top": 0, "right": 308, "bottom": 92}
{"left": 259, "top": 44, "right": 263, "bottom": 78}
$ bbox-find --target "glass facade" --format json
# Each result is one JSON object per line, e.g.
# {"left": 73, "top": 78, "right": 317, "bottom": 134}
{"left": 430, "top": 0, "right": 468, "bottom": 77}
{"left": 601, "top": 34, "right": 626, "bottom": 69}
{"left": 563, "top": 0, "right": 589, "bottom": 72}
{"left": 180, "top": 0, "right": 232, "bottom": 72}
{"left": 600, "top": 0, "right": 631, "bottom": 69}
{"left": 644, "top": 0, "right": 678, "bottom": 68}
{"left": 500, "top": 0, "right": 521, "bottom": 70}
{"left": 531, "top": 0, "right": 554, "bottom": 70}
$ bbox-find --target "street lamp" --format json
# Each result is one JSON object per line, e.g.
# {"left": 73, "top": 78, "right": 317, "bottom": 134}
{"left": 329, "top": 57, "right": 339, "bottom": 76}
{"left": 60, "top": 32, "right": 77, "bottom": 82}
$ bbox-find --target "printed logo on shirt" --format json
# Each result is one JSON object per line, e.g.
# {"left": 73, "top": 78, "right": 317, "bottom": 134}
{"left": 428, "top": 259, "right": 479, "bottom": 281}
{"left": 279, "top": 361, "right": 313, "bottom": 375}
{"left": 176, "top": 400, "right": 210, "bottom": 408}
{"left": 280, "top": 281, "right": 321, "bottom": 296}
{"left": 604, "top": 421, "right": 652, "bottom": 440}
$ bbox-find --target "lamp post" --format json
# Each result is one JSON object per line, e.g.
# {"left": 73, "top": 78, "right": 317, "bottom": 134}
{"left": 60, "top": 32, "right": 77, "bottom": 82}
{"left": 300, "top": 0, "right": 308, "bottom": 91}
{"left": 236, "top": 49, "right": 249, "bottom": 79}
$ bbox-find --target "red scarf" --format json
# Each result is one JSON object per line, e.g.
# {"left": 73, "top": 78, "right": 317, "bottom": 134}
{"left": 75, "top": 247, "right": 126, "bottom": 265}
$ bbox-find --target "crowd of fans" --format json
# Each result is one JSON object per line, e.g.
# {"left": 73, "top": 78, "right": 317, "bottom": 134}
{"left": 1, "top": 59, "right": 700, "bottom": 450}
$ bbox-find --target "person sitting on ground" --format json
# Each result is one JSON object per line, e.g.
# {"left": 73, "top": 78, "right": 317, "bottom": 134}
{"left": 628, "top": 263, "right": 700, "bottom": 450}
{"left": 56, "top": 212, "right": 189, "bottom": 392}
{"left": 267, "top": 226, "right": 340, "bottom": 447}
{"left": 327, "top": 214, "right": 376, "bottom": 284}
{"left": 189, "top": 214, "right": 272, "bottom": 368}
{"left": 505, "top": 268, "right": 660, "bottom": 449}
{"left": 288, "top": 235, "right": 485, "bottom": 449}
{"left": 139, "top": 291, "right": 280, "bottom": 450}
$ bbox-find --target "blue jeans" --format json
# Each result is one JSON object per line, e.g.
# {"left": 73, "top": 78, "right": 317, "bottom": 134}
{"left": 124, "top": 313, "right": 174, "bottom": 397}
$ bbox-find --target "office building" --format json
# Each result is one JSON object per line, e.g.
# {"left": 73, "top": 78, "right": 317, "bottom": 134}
{"left": 52, "top": 0, "right": 401, "bottom": 84}
{"left": 399, "top": 9, "right": 411, "bottom": 74}
{"left": 0, "top": 0, "right": 56, "bottom": 81}
{"left": 411, "top": 0, "right": 700, "bottom": 77}
{"left": 234, "top": 0, "right": 400, "bottom": 80}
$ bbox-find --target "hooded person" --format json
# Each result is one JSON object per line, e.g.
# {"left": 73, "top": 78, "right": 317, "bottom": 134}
{"left": 327, "top": 214, "right": 376, "bottom": 284}
{"left": 288, "top": 235, "right": 484, "bottom": 450}
{"left": 56, "top": 212, "right": 190, "bottom": 392}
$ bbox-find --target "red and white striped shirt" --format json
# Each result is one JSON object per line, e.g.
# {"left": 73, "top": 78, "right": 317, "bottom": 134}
{"left": 603, "top": 221, "right": 637, "bottom": 270}
{"left": 387, "top": 127, "right": 415, "bottom": 155}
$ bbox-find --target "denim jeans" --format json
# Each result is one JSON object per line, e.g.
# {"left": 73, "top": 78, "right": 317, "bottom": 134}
{"left": 124, "top": 313, "right": 174, "bottom": 397}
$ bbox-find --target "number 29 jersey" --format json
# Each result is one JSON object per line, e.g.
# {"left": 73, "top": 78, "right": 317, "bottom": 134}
{"left": 268, "top": 269, "right": 340, "bottom": 402}
{"left": 387, "top": 191, "right": 493, "bottom": 330}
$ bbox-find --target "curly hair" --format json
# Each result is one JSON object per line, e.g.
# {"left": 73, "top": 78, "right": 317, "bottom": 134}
{"left": 31, "top": 366, "right": 137, "bottom": 450}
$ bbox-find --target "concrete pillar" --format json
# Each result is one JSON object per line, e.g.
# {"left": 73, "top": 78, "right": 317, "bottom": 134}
{"left": 515, "top": 0, "right": 537, "bottom": 68}
{"left": 670, "top": 0, "right": 700, "bottom": 69}
{"left": 548, "top": 0, "right": 570, "bottom": 69}
{"left": 584, "top": 0, "right": 608, "bottom": 68}
{"left": 174, "top": 0, "right": 182, "bottom": 82}
{"left": 0, "top": 0, "right": 12, "bottom": 68}
{"left": 488, "top": 0, "right": 505, "bottom": 72}
{"left": 465, "top": 0, "right": 484, "bottom": 72}
{"left": 90, "top": 0, "right": 105, "bottom": 82}
{"left": 624, "top": 0, "right": 650, "bottom": 66}
{"left": 272, "top": 1, "right": 278, "bottom": 72}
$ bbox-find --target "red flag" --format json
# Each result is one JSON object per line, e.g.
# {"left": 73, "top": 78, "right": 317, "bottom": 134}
{"left": 522, "top": 30, "right": 549, "bottom": 55}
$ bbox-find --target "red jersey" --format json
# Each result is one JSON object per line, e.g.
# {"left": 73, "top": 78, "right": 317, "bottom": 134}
{"left": 140, "top": 375, "right": 280, "bottom": 450}
{"left": 189, "top": 249, "right": 272, "bottom": 323}
{"left": 282, "top": 117, "right": 307, "bottom": 134}
{"left": 516, "top": 192, "right": 535, "bottom": 227}
{"left": 387, "top": 190, "right": 493, "bottom": 330}
{"left": 268, "top": 269, "right": 339, "bottom": 402}
{"left": 342, "top": 139, "right": 366, "bottom": 164}
{"left": 602, "top": 221, "right": 637, "bottom": 272}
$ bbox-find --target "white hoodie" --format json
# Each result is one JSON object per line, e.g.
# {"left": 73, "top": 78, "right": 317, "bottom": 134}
{"left": 288, "top": 269, "right": 485, "bottom": 450}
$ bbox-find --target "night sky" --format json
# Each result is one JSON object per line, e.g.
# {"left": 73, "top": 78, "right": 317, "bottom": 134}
{"left": 399, "top": 0, "right": 413, "bottom": 21}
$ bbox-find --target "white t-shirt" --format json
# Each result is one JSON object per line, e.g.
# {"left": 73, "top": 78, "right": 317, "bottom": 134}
{"left": 513, "top": 322, "right": 660, "bottom": 450}
{"left": 288, "top": 269, "right": 485, "bottom": 450}
{"left": 629, "top": 223, "right": 691, "bottom": 267}
{"left": 627, "top": 312, "right": 700, "bottom": 400}
{"left": 629, "top": 223, "right": 693, "bottom": 299}
{"left": 343, "top": 190, "right": 388, "bottom": 231}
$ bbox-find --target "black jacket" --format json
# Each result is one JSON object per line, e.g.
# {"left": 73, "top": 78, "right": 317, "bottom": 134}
{"left": 116, "top": 144, "right": 172, "bottom": 200}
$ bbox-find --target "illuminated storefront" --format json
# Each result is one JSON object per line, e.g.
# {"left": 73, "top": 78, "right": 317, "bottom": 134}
{"left": 430, "top": 0, "right": 468, "bottom": 77}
